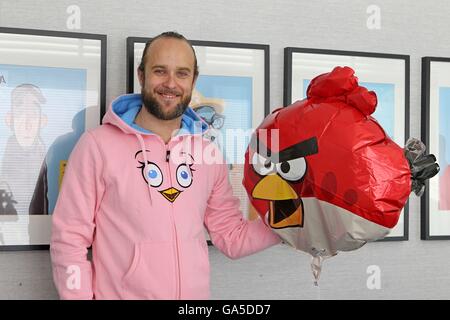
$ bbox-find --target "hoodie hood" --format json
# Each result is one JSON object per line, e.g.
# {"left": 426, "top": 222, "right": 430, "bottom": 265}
{"left": 102, "top": 93, "right": 209, "bottom": 136}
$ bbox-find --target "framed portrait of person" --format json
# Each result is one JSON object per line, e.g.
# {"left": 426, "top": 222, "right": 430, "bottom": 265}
{"left": 126, "top": 36, "right": 270, "bottom": 229}
{"left": 421, "top": 57, "right": 450, "bottom": 240}
{"left": 0, "top": 27, "right": 106, "bottom": 250}
{"left": 284, "top": 47, "right": 410, "bottom": 241}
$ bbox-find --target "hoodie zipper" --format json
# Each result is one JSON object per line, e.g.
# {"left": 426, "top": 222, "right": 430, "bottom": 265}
{"left": 164, "top": 142, "right": 182, "bottom": 300}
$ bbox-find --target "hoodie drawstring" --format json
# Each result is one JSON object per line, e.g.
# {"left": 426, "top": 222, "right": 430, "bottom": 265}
{"left": 135, "top": 133, "right": 153, "bottom": 205}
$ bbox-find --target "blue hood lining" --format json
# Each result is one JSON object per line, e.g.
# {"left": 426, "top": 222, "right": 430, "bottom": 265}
{"left": 112, "top": 93, "right": 208, "bottom": 135}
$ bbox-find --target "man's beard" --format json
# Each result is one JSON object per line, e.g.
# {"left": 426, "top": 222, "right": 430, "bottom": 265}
{"left": 141, "top": 87, "right": 191, "bottom": 121}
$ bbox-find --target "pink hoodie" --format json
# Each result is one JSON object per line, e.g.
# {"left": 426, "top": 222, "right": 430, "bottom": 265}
{"left": 50, "top": 94, "right": 281, "bottom": 300}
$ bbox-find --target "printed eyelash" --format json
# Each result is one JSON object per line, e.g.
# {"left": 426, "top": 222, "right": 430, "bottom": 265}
{"left": 137, "top": 160, "right": 154, "bottom": 168}
{"left": 137, "top": 161, "right": 196, "bottom": 172}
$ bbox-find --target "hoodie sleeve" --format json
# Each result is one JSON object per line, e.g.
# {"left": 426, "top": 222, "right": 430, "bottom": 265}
{"left": 50, "top": 131, "right": 105, "bottom": 300}
{"left": 204, "top": 161, "right": 281, "bottom": 260}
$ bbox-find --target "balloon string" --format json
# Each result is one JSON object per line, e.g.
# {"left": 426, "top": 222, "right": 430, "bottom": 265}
{"left": 311, "top": 256, "right": 324, "bottom": 293}
{"left": 316, "top": 282, "right": 321, "bottom": 300}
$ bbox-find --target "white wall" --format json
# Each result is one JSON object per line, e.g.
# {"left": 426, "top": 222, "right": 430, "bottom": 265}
{"left": 1, "top": 0, "right": 450, "bottom": 299}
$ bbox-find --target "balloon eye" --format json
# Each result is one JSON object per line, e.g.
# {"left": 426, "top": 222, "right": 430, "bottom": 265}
{"left": 280, "top": 161, "right": 290, "bottom": 173}
{"left": 144, "top": 163, "right": 163, "bottom": 187}
{"left": 176, "top": 164, "right": 193, "bottom": 188}
{"left": 276, "top": 157, "right": 306, "bottom": 182}
{"left": 252, "top": 152, "right": 275, "bottom": 176}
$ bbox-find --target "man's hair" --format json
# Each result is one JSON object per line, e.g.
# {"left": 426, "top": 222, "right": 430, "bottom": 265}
{"left": 138, "top": 31, "right": 199, "bottom": 78}
{"left": 11, "top": 84, "right": 46, "bottom": 112}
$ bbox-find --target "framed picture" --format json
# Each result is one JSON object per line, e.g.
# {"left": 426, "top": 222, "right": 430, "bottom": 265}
{"left": 421, "top": 57, "right": 450, "bottom": 240}
{"left": 127, "top": 37, "right": 270, "bottom": 224}
{"left": 284, "top": 47, "right": 410, "bottom": 241}
{"left": 0, "top": 27, "right": 106, "bottom": 250}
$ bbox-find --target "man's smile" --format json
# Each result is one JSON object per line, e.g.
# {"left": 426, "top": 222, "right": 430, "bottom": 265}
{"left": 157, "top": 89, "right": 182, "bottom": 100}
{"left": 159, "top": 93, "right": 179, "bottom": 99}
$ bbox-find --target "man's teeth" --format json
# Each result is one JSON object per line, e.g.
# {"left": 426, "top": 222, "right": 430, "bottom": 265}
{"left": 160, "top": 93, "right": 178, "bottom": 99}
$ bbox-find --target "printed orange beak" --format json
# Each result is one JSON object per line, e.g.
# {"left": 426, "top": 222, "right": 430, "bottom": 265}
{"left": 160, "top": 187, "right": 182, "bottom": 203}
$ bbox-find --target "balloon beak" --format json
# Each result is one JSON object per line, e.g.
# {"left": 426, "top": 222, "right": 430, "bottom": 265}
{"left": 252, "top": 174, "right": 298, "bottom": 200}
{"left": 252, "top": 175, "right": 303, "bottom": 229}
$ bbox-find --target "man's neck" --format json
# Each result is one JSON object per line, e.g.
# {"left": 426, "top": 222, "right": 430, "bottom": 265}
{"left": 134, "top": 107, "right": 182, "bottom": 144}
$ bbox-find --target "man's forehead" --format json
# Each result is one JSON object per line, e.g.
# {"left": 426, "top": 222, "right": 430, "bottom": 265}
{"left": 150, "top": 37, "right": 192, "bottom": 50}
{"left": 146, "top": 38, "right": 195, "bottom": 66}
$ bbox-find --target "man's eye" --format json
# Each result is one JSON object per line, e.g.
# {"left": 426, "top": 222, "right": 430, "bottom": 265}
{"left": 154, "top": 69, "right": 165, "bottom": 75}
{"left": 177, "top": 71, "right": 189, "bottom": 78}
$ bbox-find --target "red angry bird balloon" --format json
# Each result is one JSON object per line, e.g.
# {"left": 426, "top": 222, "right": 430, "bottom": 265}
{"left": 243, "top": 66, "right": 439, "bottom": 282}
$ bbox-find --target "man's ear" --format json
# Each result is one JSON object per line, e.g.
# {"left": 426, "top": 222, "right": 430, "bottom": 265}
{"left": 40, "top": 114, "right": 48, "bottom": 128}
{"left": 138, "top": 68, "right": 145, "bottom": 89}
{"left": 5, "top": 112, "right": 12, "bottom": 128}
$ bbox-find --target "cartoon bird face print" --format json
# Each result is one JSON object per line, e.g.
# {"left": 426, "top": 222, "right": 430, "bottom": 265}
{"left": 135, "top": 150, "right": 195, "bottom": 203}
{"left": 248, "top": 135, "right": 318, "bottom": 229}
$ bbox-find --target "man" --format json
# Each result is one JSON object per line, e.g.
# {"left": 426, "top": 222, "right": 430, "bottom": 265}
{"left": 50, "top": 31, "right": 281, "bottom": 300}
{"left": 1, "top": 84, "right": 47, "bottom": 215}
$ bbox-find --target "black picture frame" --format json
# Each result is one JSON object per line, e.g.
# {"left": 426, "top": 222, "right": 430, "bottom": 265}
{"left": 284, "top": 47, "right": 410, "bottom": 241}
{"left": 421, "top": 57, "right": 450, "bottom": 240}
{"left": 0, "top": 27, "right": 107, "bottom": 250}
{"left": 126, "top": 37, "right": 269, "bottom": 115}
{"left": 127, "top": 37, "right": 270, "bottom": 245}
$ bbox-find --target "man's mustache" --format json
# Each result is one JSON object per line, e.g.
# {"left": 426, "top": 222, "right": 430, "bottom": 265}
{"left": 158, "top": 89, "right": 181, "bottom": 96}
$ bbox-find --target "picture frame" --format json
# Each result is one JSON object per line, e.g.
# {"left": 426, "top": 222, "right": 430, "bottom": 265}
{"left": 284, "top": 47, "right": 410, "bottom": 241}
{"left": 421, "top": 57, "right": 450, "bottom": 240}
{"left": 127, "top": 37, "right": 270, "bottom": 226}
{"left": 0, "top": 27, "right": 107, "bottom": 250}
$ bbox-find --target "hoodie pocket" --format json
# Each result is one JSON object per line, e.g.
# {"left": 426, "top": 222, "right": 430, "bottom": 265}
{"left": 177, "top": 239, "right": 210, "bottom": 299}
{"left": 121, "top": 242, "right": 175, "bottom": 299}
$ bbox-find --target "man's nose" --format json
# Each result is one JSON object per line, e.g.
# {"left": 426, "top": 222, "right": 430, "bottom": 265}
{"left": 163, "top": 72, "right": 177, "bottom": 88}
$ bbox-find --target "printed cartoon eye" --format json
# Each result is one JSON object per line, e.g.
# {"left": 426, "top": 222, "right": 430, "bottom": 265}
{"left": 252, "top": 152, "right": 276, "bottom": 176}
{"left": 276, "top": 157, "right": 306, "bottom": 182}
{"left": 144, "top": 162, "right": 163, "bottom": 187}
{"left": 176, "top": 164, "right": 193, "bottom": 188}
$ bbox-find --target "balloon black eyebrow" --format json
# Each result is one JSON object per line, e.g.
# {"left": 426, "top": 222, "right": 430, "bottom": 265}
{"left": 252, "top": 136, "right": 318, "bottom": 163}
{"left": 276, "top": 137, "right": 318, "bottom": 162}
